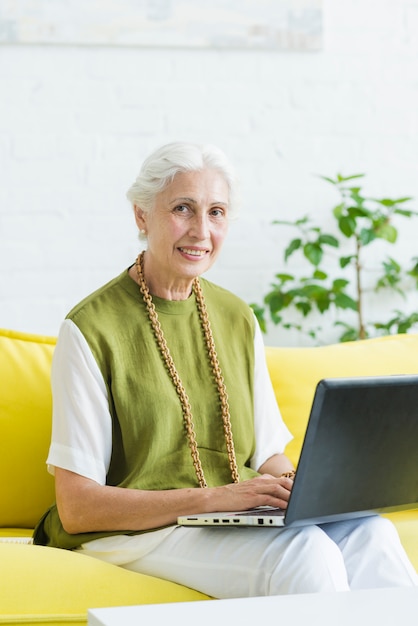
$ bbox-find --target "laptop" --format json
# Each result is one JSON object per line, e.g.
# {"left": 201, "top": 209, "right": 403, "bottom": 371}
{"left": 178, "top": 374, "right": 418, "bottom": 528}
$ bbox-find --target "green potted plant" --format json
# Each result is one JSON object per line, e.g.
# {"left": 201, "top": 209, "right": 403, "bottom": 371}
{"left": 251, "top": 174, "right": 418, "bottom": 343}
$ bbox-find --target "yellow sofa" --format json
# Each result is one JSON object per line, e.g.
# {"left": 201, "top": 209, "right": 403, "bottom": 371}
{"left": 1, "top": 328, "right": 417, "bottom": 624}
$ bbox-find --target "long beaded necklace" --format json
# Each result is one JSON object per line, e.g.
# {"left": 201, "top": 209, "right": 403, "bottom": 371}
{"left": 135, "top": 251, "right": 240, "bottom": 488}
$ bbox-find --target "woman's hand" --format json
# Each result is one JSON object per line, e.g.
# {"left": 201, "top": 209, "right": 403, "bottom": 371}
{"left": 209, "top": 473, "right": 294, "bottom": 513}
{"left": 205, "top": 452, "right": 296, "bottom": 512}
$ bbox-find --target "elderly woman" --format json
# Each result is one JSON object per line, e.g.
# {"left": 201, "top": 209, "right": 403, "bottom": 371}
{"left": 34, "top": 142, "right": 417, "bottom": 596}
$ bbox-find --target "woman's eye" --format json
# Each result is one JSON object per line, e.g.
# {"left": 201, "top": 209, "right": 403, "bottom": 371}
{"left": 211, "top": 208, "right": 225, "bottom": 218}
{"left": 175, "top": 204, "right": 189, "bottom": 214}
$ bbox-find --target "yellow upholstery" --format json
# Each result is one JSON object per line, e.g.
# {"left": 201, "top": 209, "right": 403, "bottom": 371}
{"left": 0, "top": 328, "right": 417, "bottom": 624}
{"left": 0, "top": 329, "right": 56, "bottom": 529}
{"left": 0, "top": 543, "right": 207, "bottom": 626}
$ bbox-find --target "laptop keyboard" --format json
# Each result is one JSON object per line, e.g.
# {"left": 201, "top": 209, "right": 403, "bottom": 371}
{"left": 238, "top": 507, "right": 285, "bottom": 517}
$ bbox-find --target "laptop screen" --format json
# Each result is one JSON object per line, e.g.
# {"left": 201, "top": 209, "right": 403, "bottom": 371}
{"left": 285, "top": 375, "right": 418, "bottom": 526}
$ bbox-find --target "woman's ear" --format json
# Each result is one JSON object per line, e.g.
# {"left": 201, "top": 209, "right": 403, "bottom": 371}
{"left": 134, "top": 205, "right": 147, "bottom": 233}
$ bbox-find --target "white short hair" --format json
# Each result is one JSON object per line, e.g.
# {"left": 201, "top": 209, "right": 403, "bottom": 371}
{"left": 126, "top": 141, "right": 239, "bottom": 217}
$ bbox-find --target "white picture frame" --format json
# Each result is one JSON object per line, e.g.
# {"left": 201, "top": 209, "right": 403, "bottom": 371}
{"left": 0, "top": 0, "right": 322, "bottom": 50}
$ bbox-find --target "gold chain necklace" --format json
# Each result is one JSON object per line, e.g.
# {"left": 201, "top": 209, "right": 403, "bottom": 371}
{"left": 135, "top": 251, "right": 240, "bottom": 488}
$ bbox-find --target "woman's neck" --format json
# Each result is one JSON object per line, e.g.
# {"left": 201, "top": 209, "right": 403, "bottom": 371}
{"left": 128, "top": 262, "right": 194, "bottom": 301}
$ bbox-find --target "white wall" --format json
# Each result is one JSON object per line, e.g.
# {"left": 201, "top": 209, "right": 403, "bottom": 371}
{"left": 1, "top": 0, "right": 418, "bottom": 345}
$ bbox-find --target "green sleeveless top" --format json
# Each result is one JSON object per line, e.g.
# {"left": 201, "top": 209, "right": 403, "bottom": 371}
{"left": 34, "top": 269, "right": 257, "bottom": 549}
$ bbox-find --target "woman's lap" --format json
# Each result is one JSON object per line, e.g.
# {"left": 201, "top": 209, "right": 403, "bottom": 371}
{"left": 78, "top": 516, "right": 418, "bottom": 597}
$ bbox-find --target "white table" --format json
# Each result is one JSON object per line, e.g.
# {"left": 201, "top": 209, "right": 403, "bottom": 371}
{"left": 88, "top": 586, "right": 418, "bottom": 626}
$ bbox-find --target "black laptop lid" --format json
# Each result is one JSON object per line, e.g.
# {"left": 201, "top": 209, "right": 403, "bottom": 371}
{"left": 285, "top": 374, "right": 418, "bottom": 527}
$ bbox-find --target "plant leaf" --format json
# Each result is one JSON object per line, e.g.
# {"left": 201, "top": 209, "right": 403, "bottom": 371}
{"left": 334, "top": 293, "right": 358, "bottom": 311}
{"left": 264, "top": 291, "right": 286, "bottom": 312}
{"left": 359, "top": 228, "right": 376, "bottom": 245}
{"left": 374, "top": 196, "right": 413, "bottom": 207}
{"left": 270, "top": 312, "right": 283, "bottom": 325}
{"left": 295, "top": 301, "right": 312, "bottom": 317}
{"left": 303, "top": 242, "right": 323, "bottom": 266}
{"left": 284, "top": 238, "right": 302, "bottom": 261}
{"left": 339, "top": 255, "right": 354, "bottom": 268}
{"left": 332, "top": 278, "right": 350, "bottom": 290}
{"left": 375, "top": 222, "right": 397, "bottom": 243}
{"left": 394, "top": 208, "right": 418, "bottom": 218}
{"left": 347, "top": 206, "right": 371, "bottom": 218}
{"left": 316, "top": 294, "right": 331, "bottom": 313}
{"left": 249, "top": 304, "right": 266, "bottom": 333}
{"left": 338, "top": 326, "right": 360, "bottom": 342}
{"left": 338, "top": 216, "right": 356, "bottom": 237}
{"left": 302, "top": 284, "right": 328, "bottom": 298}
{"left": 313, "top": 269, "right": 327, "bottom": 280}
{"left": 274, "top": 273, "right": 294, "bottom": 283}
{"left": 332, "top": 202, "right": 346, "bottom": 219}
{"left": 319, "top": 175, "right": 338, "bottom": 185}
{"left": 318, "top": 233, "right": 339, "bottom": 247}
{"left": 336, "top": 173, "right": 365, "bottom": 183}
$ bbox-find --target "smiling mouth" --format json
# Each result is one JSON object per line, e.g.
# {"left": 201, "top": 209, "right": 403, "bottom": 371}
{"left": 178, "top": 247, "right": 209, "bottom": 257}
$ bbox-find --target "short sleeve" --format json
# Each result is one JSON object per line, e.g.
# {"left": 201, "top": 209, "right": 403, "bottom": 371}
{"left": 250, "top": 319, "right": 293, "bottom": 471}
{"left": 47, "top": 319, "right": 112, "bottom": 484}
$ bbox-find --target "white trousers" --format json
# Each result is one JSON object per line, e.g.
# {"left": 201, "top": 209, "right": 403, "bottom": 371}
{"left": 78, "top": 516, "right": 418, "bottom": 597}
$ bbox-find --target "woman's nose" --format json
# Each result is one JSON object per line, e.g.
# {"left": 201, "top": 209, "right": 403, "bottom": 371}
{"left": 189, "top": 214, "right": 210, "bottom": 239}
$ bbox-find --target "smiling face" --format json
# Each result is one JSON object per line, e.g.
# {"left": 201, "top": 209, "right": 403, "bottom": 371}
{"left": 134, "top": 169, "right": 230, "bottom": 300}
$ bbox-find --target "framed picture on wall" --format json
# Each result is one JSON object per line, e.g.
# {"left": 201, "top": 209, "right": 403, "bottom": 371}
{"left": 0, "top": 0, "right": 322, "bottom": 50}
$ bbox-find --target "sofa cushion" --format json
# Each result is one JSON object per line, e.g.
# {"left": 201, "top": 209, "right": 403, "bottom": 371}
{"left": 0, "top": 543, "right": 209, "bottom": 626}
{"left": 0, "top": 328, "right": 56, "bottom": 529}
{"left": 265, "top": 333, "right": 418, "bottom": 466}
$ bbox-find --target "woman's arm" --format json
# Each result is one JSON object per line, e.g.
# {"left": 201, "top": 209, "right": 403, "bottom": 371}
{"left": 55, "top": 467, "right": 210, "bottom": 533}
{"left": 258, "top": 452, "right": 294, "bottom": 477}
{"left": 55, "top": 466, "right": 295, "bottom": 534}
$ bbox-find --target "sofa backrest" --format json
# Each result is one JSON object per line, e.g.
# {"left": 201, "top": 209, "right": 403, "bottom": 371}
{"left": 0, "top": 329, "right": 56, "bottom": 529}
{"left": 266, "top": 333, "right": 418, "bottom": 466}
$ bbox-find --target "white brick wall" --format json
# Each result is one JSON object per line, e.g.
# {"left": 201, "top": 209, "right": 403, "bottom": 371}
{"left": 1, "top": 0, "right": 418, "bottom": 345}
